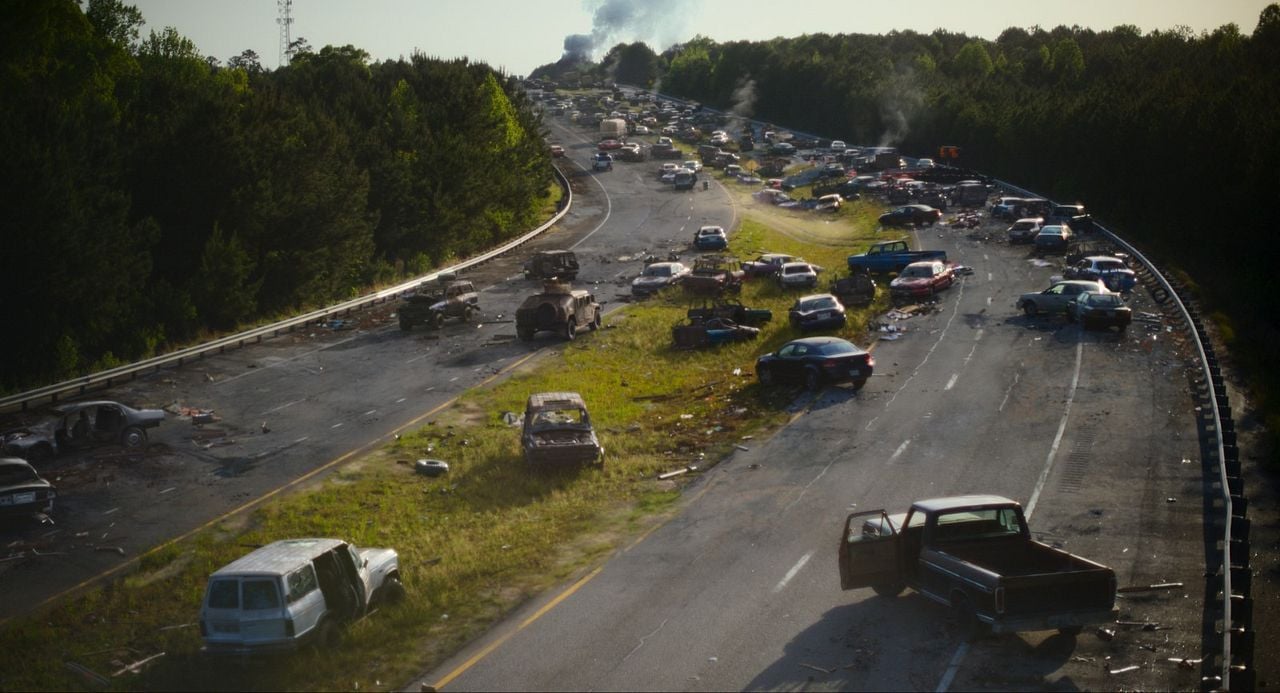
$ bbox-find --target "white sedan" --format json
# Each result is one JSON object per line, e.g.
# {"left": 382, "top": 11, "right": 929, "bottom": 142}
{"left": 777, "top": 262, "right": 823, "bottom": 289}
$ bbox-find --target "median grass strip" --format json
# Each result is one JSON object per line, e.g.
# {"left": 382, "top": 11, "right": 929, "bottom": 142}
{"left": 0, "top": 212, "right": 889, "bottom": 692}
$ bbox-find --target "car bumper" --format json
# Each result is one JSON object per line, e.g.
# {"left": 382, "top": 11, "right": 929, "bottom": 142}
{"left": 984, "top": 607, "right": 1119, "bottom": 634}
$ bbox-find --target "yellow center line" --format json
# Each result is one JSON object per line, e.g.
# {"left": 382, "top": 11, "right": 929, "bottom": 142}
{"left": 1, "top": 349, "right": 542, "bottom": 628}
{"left": 431, "top": 566, "right": 603, "bottom": 690}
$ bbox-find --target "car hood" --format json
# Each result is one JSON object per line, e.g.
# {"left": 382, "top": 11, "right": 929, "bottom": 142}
{"left": 891, "top": 276, "right": 932, "bottom": 289}
{"left": 633, "top": 276, "right": 672, "bottom": 288}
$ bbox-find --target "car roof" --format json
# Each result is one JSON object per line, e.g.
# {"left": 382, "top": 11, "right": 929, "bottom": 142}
{"left": 913, "top": 495, "right": 1019, "bottom": 513}
{"left": 212, "top": 538, "right": 348, "bottom": 578}
{"left": 0, "top": 457, "right": 37, "bottom": 472}
{"left": 526, "top": 392, "right": 587, "bottom": 409}
{"left": 903, "top": 260, "right": 942, "bottom": 269}
{"left": 51, "top": 401, "right": 135, "bottom": 414}
{"left": 781, "top": 262, "right": 812, "bottom": 268}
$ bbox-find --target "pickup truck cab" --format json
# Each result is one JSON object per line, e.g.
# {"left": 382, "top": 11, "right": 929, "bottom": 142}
{"left": 847, "top": 240, "right": 947, "bottom": 274}
{"left": 839, "top": 495, "right": 1116, "bottom": 637}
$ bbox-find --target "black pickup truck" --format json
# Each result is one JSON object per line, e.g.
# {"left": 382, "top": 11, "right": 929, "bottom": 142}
{"left": 838, "top": 495, "right": 1117, "bottom": 637}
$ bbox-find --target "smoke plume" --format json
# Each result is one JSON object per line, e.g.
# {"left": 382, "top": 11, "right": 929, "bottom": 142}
{"left": 561, "top": 0, "right": 687, "bottom": 63}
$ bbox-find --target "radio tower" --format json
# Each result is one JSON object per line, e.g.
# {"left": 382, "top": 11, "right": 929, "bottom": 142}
{"left": 277, "top": 0, "right": 294, "bottom": 67}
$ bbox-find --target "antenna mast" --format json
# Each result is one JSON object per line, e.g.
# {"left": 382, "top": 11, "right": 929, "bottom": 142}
{"left": 277, "top": 0, "right": 294, "bottom": 67}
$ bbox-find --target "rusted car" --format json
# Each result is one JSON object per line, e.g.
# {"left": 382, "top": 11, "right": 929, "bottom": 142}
{"left": 2, "top": 401, "right": 164, "bottom": 462}
{"left": 398, "top": 277, "right": 479, "bottom": 330}
{"left": 521, "top": 392, "right": 604, "bottom": 467}
{"left": 831, "top": 272, "right": 877, "bottom": 307}
{"left": 523, "top": 249, "right": 580, "bottom": 281}
{"left": 682, "top": 256, "right": 744, "bottom": 295}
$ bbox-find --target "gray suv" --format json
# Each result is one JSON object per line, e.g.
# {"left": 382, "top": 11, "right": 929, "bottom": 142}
{"left": 515, "top": 282, "right": 601, "bottom": 341}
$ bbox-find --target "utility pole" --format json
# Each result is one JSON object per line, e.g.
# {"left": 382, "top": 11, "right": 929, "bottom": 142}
{"left": 277, "top": 0, "right": 293, "bottom": 67}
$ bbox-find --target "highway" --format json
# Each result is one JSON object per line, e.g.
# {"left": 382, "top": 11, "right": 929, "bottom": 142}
{"left": 0, "top": 115, "right": 1212, "bottom": 692}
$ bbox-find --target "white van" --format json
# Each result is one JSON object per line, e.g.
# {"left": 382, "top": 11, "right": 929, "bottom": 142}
{"left": 200, "top": 538, "right": 402, "bottom": 654}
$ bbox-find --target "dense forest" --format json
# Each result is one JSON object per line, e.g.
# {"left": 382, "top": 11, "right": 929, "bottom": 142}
{"left": 0, "top": 0, "right": 552, "bottom": 392}
{"left": 535, "top": 8, "right": 1280, "bottom": 445}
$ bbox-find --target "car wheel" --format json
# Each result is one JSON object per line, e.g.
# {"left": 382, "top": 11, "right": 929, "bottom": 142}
{"left": 951, "top": 594, "right": 984, "bottom": 641}
{"left": 432, "top": 312, "right": 445, "bottom": 330}
{"left": 517, "top": 329, "right": 534, "bottom": 342}
{"left": 314, "top": 618, "right": 344, "bottom": 650}
{"left": 1021, "top": 302, "right": 1037, "bottom": 317}
{"left": 461, "top": 306, "right": 472, "bottom": 322}
{"left": 757, "top": 367, "right": 774, "bottom": 385}
{"left": 376, "top": 576, "right": 406, "bottom": 606}
{"left": 564, "top": 320, "right": 576, "bottom": 341}
{"left": 120, "top": 426, "right": 147, "bottom": 449}
{"left": 872, "top": 582, "right": 905, "bottom": 597}
{"left": 591, "top": 309, "right": 602, "bottom": 330}
{"left": 804, "top": 368, "right": 822, "bottom": 391}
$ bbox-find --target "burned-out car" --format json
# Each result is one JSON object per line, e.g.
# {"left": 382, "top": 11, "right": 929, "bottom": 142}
{"left": 2, "top": 401, "right": 164, "bottom": 462}
{"left": 521, "top": 392, "right": 604, "bottom": 467}
{"left": 398, "top": 277, "right": 479, "bottom": 331}
{"left": 523, "top": 250, "right": 580, "bottom": 281}
{"left": 0, "top": 457, "right": 56, "bottom": 518}
{"left": 515, "top": 281, "right": 602, "bottom": 341}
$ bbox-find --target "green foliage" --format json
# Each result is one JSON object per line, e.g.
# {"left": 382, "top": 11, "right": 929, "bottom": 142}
{"left": 0, "top": 2, "right": 554, "bottom": 392}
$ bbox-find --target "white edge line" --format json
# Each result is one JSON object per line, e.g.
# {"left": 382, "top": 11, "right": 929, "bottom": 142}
{"left": 935, "top": 641, "right": 970, "bottom": 692}
{"left": 772, "top": 551, "right": 813, "bottom": 593}
{"left": 1025, "top": 341, "right": 1083, "bottom": 521}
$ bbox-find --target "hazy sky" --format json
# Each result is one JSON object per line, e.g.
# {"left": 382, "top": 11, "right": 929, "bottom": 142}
{"left": 130, "top": 0, "right": 1270, "bottom": 74}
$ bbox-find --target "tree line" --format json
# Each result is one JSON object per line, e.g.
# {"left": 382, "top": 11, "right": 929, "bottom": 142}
{"left": 534, "top": 8, "right": 1280, "bottom": 447}
{"left": 0, "top": 0, "right": 553, "bottom": 393}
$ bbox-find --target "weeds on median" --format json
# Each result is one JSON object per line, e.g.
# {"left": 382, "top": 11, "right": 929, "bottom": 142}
{"left": 0, "top": 213, "right": 887, "bottom": 692}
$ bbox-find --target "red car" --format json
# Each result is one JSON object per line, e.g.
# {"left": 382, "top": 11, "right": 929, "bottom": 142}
{"left": 598, "top": 139, "right": 623, "bottom": 151}
{"left": 889, "top": 260, "right": 955, "bottom": 299}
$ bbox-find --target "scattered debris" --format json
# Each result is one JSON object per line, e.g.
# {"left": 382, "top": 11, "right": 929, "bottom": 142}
{"left": 735, "top": 444, "right": 750, "bottom": 451}
{"left": 64, "top": 661, "right": 110, "bottom": 688}
{"left": 800, "top": 663, "right": 835, "bottom": 674}
{"left": 1095, "top": 627, "right": 1116, "bottom": 641}
{"left": 1107, "top": 664, "right": 1140, "bottom": 675}
{"left": 953, "top": 265, "right": 975, "bottom": 276}
{"left": 1117, "top": 582, "right": 1183, "bottom": 593}
{"left": 658, "top": 465, "right": 697, "bottom": 480}
{"left": 96, "top": 546, "right": 126, "bottom": 557}
{"left": 111, "top": 652, "right": 165, "bottom": 677}
{"left": 1168, "top": 657, "right": 1202, "bottom": 670}
{"left": 158, "top": 623, "right": 195, "bottom": 632}
{"left": 500, "top": 411, "right": 520, "bottom": 426}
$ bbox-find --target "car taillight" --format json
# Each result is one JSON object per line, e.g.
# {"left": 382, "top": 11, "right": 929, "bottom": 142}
{"left": 995, "top": 586, "right": 1005, "bottom": 614}
{"left": 866, "top": 355, "right": 875, "bottom": 368}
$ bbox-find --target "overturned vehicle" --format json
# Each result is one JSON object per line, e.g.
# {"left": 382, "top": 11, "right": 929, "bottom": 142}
{"left": 521, "top": 392, "right": 604, "bottom": 468}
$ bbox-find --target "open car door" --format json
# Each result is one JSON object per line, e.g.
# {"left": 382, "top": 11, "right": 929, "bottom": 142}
{"left": 838, "top": 510, "right": 902, "bottom": 591}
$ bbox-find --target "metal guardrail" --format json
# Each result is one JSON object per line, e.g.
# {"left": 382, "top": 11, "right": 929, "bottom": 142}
{"left": 996, "top": 180, "right": 1248, "bottom": 690}
{"left": 0, "top": 167, "right": 573, "bottom": 414}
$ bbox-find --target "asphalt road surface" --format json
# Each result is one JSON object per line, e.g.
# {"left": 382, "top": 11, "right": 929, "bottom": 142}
{"left": 1, "top": 118, "right": 1214, "bottom": 692}
{"left": 413, "top": 188, "right": 1211, "bottom": 688}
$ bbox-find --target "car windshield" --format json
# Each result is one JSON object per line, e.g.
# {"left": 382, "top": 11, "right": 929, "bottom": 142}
{"left": 900, "top": 265, "right": 934, "bottom": 278}
{"left": 800, "top": 297, "right": 836, "bottom": 310}
{"left": 0, "top": 465, "right": 38, "bottom": 485}
{"left": 643, "top": 265, "right": 674, "bottom": 277}
{"left": 1083, "top": 293, "right": 1124, "bottom": 307}
{"left": 783, "top": 265, "right": 807, "bottom": 274}
{"left": 818, "top": 340, "right": 859, "bottom": 355}
{"left": 530, "top": 408, "right": 587, "bottom": 427}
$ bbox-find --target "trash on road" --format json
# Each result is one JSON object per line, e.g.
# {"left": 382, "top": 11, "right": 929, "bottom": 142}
{"left": 1117, "top": 582, "right": 1183, "bottom": 593}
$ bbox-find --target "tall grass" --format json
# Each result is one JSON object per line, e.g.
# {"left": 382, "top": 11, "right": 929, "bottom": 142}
{"left": 0, "top": 208, "right": 889, "bottom": 692}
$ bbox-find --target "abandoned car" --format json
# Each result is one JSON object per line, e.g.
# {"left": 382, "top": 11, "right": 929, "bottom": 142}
{"left": 200, "top": 538, "right": 403, "bottom": 654}
{"left": 398, "top": 277, "right": 479, "bottom": 331}
{"left": 523, "top": 249, "right": 580, "bottom": 281}
{"left": 521, "top": 392, "right": 604, "bottom": 467}
{"left": 2, "top": 401, "right": 164, "bottom": 461}
{"left": 0, "top": 457, "right": 56, "bottom": 518}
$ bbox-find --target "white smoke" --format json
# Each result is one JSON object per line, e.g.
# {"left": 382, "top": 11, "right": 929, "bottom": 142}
{"left": 562, "top": 0, "right": 688, "bottom": 63}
